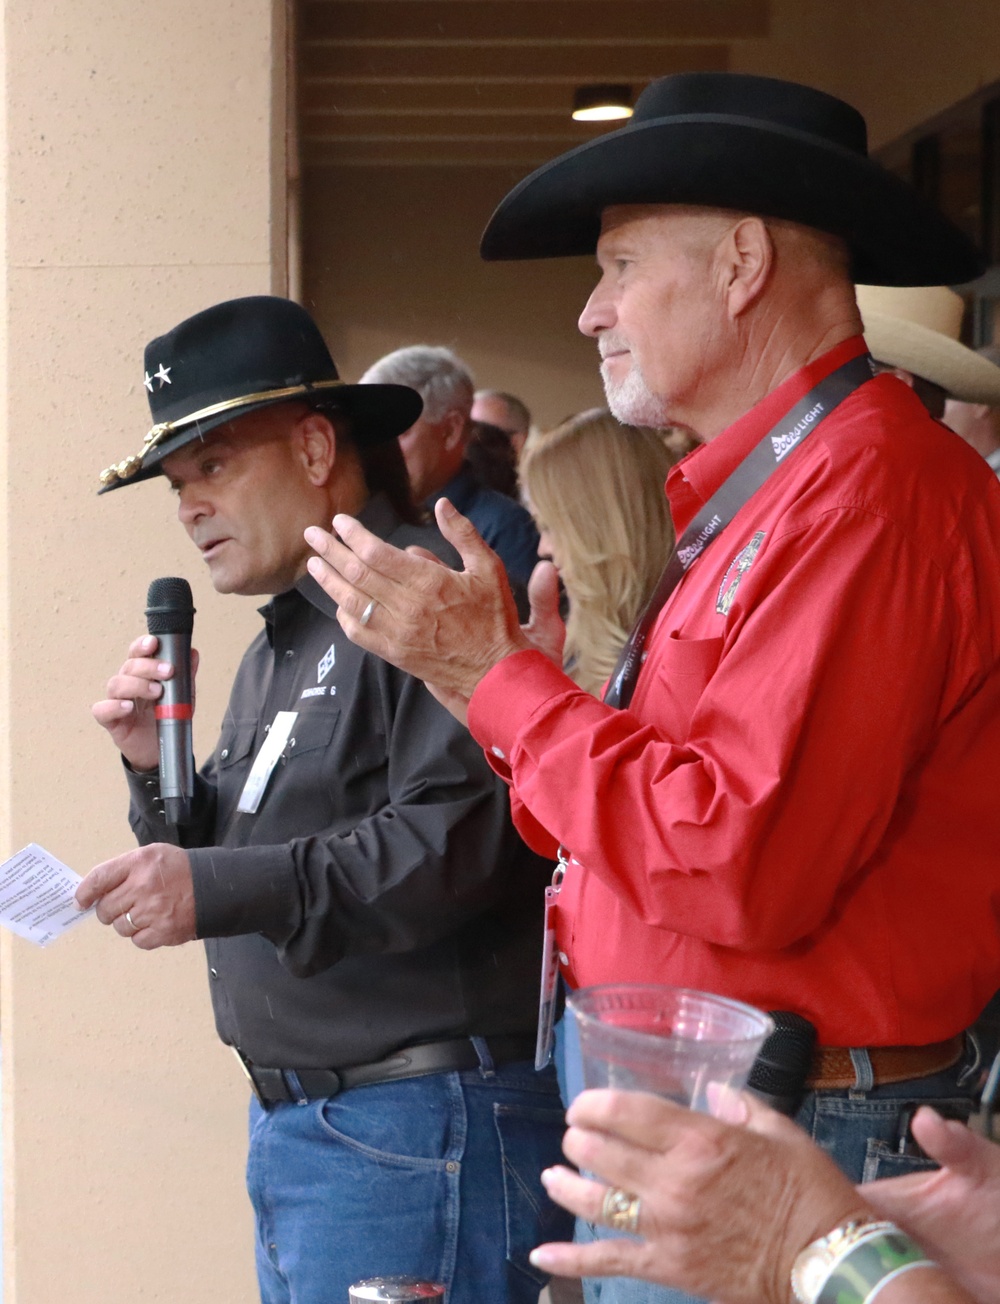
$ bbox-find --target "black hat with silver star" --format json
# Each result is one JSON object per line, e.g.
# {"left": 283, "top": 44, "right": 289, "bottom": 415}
{"left": 99, "top": 295, "right": 423, "bottom": 491}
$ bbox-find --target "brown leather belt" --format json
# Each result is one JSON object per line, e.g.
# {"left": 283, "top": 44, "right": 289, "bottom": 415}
{"left": 806, "top": 1034, "right": 964, "bottom": 1090}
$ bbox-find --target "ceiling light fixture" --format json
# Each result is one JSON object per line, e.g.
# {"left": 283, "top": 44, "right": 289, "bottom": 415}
{"left": 572, "top": 84, "right": 634, "bottom": 123}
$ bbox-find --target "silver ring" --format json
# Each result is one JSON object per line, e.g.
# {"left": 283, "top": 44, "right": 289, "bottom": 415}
{"left": 125, "top": 910, "right": 138, "bottom": 932}
{"left": 601, "top": 1186, "right": 641, "bottom": 1235}
{"left": 359, "top": 598, "right": 377, "bottom": 627}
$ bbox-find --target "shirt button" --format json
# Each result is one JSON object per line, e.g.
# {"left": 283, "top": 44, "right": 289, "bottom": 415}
{"left": 491, "top": 746, "right": 505, "bottom": 760}
{"left": 558, "top": 952, "right": 569, "bottom": 966}
{"left": 284, "top": 649, "right": 295, "bottom": 659}
{"left": 220, "top": 748, "right": 229, "bottom": 760}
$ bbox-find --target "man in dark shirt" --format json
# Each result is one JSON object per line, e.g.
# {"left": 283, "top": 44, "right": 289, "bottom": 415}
{"left": 361, "top": 344, "right": 540, "bottom": 601}
{"left": 78, "top": 296, "right": 569, "bottom": 1304}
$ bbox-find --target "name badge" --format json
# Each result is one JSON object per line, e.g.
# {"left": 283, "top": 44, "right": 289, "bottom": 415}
{"left": 236, "top": 710, "right": 298, "bottom": 815}
{"left": 535, "top": 847, "right": 570, "bottom": 1070}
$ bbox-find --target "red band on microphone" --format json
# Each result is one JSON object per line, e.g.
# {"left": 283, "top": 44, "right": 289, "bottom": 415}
{"left": 155, "top": 704, "right": 193, "bottom": 720}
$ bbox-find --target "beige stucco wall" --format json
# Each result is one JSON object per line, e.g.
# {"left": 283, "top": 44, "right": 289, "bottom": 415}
{"left": 0, "top": 2, "right": 287, "bottom": 1301}
{"left": 303, "top": 0, "right": 1000, "bottom": 426}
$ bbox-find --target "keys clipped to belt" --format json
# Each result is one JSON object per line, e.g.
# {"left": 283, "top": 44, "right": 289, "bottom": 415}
{"left": 535, "top": 846, "right": 569, "bottom": 1070}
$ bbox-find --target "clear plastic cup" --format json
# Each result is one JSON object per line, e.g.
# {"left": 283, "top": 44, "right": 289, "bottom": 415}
{"left": 348, "top": 1280, "right": 445, "bottom": 1301}
{"left": 566, "top": 984, "right": 773, "bottom": 1115}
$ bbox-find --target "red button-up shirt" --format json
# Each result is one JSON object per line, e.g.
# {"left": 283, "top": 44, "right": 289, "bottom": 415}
{"left": 468, "top": 338, "right": 1000, "bottom": 1046}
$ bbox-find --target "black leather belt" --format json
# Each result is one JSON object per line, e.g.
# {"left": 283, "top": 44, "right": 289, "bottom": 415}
{"left": 234, "top": 1034, "right": 538, "bottom": 1106}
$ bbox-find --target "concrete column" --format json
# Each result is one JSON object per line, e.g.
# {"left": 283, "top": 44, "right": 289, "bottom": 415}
{"left": 0, "top": 3, "right": 287, "bottom": 1300}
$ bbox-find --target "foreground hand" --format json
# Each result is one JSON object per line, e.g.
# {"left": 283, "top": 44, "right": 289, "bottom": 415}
{"left": 76, "top": 844, "right": 197, "bottom": 949}
{"left": 530, "top": 1089, "right": 868, "bottom": 1304}
{"left": 92, "top": 634, "right": 199, "bottom": 772}
{"left": 524, "top": 560, "right": 566, "bottom": 668}
{"left": 863, "top": 1107, "right": 1000, "bottom": 1303}
{"left": 304, "top": 498, "right": 530, "bottom": 703}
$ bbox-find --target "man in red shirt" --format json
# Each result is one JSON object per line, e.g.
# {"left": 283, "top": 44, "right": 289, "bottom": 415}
{"left": 303, "top": 72, "right": 999, "bottom": 1303}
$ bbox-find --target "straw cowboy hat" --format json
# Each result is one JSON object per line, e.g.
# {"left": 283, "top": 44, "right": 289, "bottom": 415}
{"left": 99, "top": 296, "right": 423, "bottom": 491}
{"left": 856, "top": 285, "right": 1000, "bottom": 405}
{"left": 480, "top": 72, "right": 984, "bottom": 288}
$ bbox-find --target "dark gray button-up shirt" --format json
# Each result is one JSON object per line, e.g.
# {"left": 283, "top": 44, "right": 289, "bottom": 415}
{"left": 127, "top": 495, "right": 550, "bottom": 1068}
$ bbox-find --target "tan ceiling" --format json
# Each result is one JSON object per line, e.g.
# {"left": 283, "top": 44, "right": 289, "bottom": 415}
{"left": 298, "top": 0, "right": 769, "bottom": 167}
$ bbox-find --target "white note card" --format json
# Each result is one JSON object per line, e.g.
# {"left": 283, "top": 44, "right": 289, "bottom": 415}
{"left": 237, "top": 710, "right": 299, "bottom": 815}
{"left": 0, "top": 843, "right": 93, "bottom": 946}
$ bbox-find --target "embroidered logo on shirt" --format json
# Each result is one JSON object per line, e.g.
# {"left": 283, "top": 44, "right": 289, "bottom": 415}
{"left": 317, "top": 643, "right": 336, "bottom": 684}
{"left": 716, "top": 531, "right": 766, "bottom": 616}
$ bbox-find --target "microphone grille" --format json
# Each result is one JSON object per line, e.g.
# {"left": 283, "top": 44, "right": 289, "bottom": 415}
{"left": 146, "top": 576, "right": 196, "bottom": 634}
{"left": 746, "top": 1011, "right": 817, "bottom": 1096}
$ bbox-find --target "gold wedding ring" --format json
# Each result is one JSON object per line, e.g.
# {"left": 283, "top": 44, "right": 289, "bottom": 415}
{"left": 601, "top": 1186, "right": 642, "bottom": 1235}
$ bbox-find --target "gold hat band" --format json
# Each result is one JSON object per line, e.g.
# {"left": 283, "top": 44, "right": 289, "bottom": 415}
{"left": 99, "top": 379, "right": 346, "bottom": 487}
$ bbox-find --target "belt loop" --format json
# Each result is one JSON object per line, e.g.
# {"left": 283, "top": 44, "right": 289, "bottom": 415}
{"left": 959, "top": 1031, "right": 980, "bottom": 1087}
{"left": 283, "top": 1070, "right": 310, "bottom": 1105}
{"left": 471, "top": 1036, "right": 496, "bottom": 1080}
{"left": 849, "top": 1047, "right": 875, "bottom": 1095}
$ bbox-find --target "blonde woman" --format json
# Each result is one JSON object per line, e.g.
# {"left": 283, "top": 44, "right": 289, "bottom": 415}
{"left": 520, "top": 408, "right": 676, "bottom": 697}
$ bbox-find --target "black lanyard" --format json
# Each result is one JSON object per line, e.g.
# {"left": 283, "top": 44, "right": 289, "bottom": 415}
{"left": 603, "top": 353, "right": 875, "bottom": 710}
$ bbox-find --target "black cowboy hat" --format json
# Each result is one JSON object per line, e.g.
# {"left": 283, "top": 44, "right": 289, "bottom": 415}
{"left": 99, "top": 295, "right": 423, "bottom": 491}
{"left": 480, "top": 73, "right": 985, "bottom": 287}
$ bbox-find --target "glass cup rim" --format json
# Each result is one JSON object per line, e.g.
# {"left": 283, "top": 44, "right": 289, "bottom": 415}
{"left": 566, "top": 982, "right": 774, "bottom": 1045}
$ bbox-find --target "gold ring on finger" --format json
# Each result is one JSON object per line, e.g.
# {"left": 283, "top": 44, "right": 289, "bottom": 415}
{"left": 601, "top": 1186, "right": 642, "bottom": 1235}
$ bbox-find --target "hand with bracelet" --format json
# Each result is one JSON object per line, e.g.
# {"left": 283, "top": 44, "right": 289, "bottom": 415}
{"left": 530, "top": 1089, "right": 993, "bottom": 1304}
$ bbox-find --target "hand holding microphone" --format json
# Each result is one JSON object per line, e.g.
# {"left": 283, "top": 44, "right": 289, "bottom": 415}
{"left": 145, "top": 578, "right": 196, "bottom": 824}
{"left": 92, "top": 578, "right": 198, "bottom": 823}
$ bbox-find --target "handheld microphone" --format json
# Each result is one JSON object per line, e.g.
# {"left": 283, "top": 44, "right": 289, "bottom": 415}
{"left": 145, "top": 577, "right": 196, "bottom": 825}
{"left": 746, "top": 1011, "right": 817, "bottom": 1117}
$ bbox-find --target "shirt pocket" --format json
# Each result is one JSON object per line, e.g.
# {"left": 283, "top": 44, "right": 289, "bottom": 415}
{"left": 646, "top": 631, "right": 725, "bottom": 740}
{"left": 284, "top": 704, "right": 341, "bottom": 761}
{"left": 275, "top": 704, "right": 347, "bottom": 829}
{"left": 216, "top": 721, "right": 257, "bottom": 771}
{"left": 285, "top": 705, "right": 341, "bottom": 758}
{"left": 214, "top": 720, "right": 259, "bottom": 811}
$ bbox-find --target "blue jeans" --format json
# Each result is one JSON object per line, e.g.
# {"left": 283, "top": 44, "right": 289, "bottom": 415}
{"left": 246, "top": 1054, "right": 573, "bottom": 1304}
{"left": 557, "top": 1017, "right": 978, "bottom": 1304}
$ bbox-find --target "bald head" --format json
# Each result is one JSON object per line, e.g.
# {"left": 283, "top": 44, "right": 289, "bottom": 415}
{"left": 472, "top": 390, "right": 531, "bottom": 456}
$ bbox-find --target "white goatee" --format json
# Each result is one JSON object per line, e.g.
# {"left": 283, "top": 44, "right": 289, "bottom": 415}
{"left": 601, "top": 359, "right": 671, "bottom": 428}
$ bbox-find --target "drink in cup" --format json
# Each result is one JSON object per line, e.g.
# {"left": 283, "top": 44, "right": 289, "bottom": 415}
{"left": 566, "top": 984, "right": 773, "bottom": 1115}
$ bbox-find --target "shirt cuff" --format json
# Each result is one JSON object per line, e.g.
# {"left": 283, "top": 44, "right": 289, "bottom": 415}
{"left": 469, "top": 649, "right": 580, "bottom": 764}
{"left": 189, "top": 843, "right": 298, "bottom": 941}
{"left": 124, "top": 758, "right": 166, "bottom": 813}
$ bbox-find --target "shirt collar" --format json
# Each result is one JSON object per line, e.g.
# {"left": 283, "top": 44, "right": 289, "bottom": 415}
{"left": 666, "top": 336, "right": 869, "bottom": 535}
{"left": 258, "top": 492, "right": 399, "bottom": 634}
{"left": 295, "top": 492, "right": 400, "bottom": 622}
